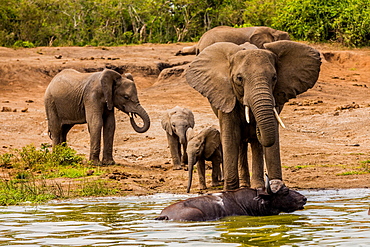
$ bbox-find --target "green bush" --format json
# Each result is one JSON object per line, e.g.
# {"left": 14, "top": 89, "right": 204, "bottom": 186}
{"left": 13, "top": 41, "right": 35, "bottom": 48}
{"left": 0, "top": 144, "right": 109, "bottom": 205}
{"left": 273, "top": 0, "right": 370, "bottom": 46}
{"left": 0, "top": 0, "right": 369, "bottom": 47}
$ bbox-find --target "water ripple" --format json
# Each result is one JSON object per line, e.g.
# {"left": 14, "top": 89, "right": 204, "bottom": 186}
{"left": 0, "top": 189, "right": 369, "bottom": 246}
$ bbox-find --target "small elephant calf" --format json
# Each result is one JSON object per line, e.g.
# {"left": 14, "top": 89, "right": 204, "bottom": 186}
{"left": 161, "top": 106, "right": 195, "bottom": 170}
{"left": 186, "top": 126, "right": 222, "bottom": 193}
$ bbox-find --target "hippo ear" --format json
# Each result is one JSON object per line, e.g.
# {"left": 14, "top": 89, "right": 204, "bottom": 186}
{"left": 264, "top": 40, "right": 321, "bottom": 107}
{"left": 203, "top": 127, "right": 221, "bottom": 159}
{"left": 100, "top": 69, "right": 122, "bottom": 110}
{"left": 186, "top": 42, "right": 244, "bottom": 113}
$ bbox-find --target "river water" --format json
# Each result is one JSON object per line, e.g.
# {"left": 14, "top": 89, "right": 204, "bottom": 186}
{"left": 0, "top": 189, "right": 369, "bottom": 246}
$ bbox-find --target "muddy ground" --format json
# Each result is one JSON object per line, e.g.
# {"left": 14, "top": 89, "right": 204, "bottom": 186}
{"left": 0, "top": 42, "right": 370, "bottom": 196}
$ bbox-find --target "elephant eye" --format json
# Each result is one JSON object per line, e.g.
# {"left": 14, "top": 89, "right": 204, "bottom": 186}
{"left": 236, "top": 75, "right": 243, "bottom": 84}
{"left": 124, "top": 95, "right": 129, "bottom": 100}
{"left": 272, "top": 74, "right": 277, "bottom": 82}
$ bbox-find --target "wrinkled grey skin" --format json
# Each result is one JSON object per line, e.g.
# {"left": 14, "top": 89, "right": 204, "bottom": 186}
{"left": 44, "top": 69, "right": 150, "bottom": 165}
{"left": 186, "top": 40, "right": 321, "bottom": 191}
{"left": 176, "top": 26, "right": 290, "bottom": 56}
{"left": 155, "top": 176, "right": 307, "bottom": 221}
{"left": 186, "top": 127, "right": 222, "bottom": 193}
{"left": 161, "top": 106, "right": 195, "bottom": 170}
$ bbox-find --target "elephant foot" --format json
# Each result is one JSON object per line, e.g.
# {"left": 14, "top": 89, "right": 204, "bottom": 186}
{"left": 89, "top": 159, "right": 101, "bottom": 166}
{"left": 102, "top": 159, "right": 116, "bottom": 166}
{"left": 173, "top": 165, "right": 182, "bottom": 170}
{"left": 211, "top": 181, "right": 222, "bottom": 187}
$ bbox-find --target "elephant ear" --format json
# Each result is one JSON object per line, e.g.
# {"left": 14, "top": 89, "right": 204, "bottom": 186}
{"left": 270, "top": 29, "right": 291, "bottom": 41}
{"left": 203, "top": 127, "right": 221, "bottom": 159}
{"left": 161, "top": 111, "right": 173, "bottom": 135}
{"left": 186, "top": 127, "right": 195, "bottom": 142}
{"left": 100, "top": 69, "right": 122, "bottom": 110}
{"left": 264, "top": 40, "right": 321, "bottom": 107}
{"left": 186, "top": 42, "right": 244, "bottom": 113}
{"left": 125, "top": 73, "right": 134, "bottom": 81}
{"left": 183, "top": 107, "right": 195, "bottom": 128}
{"left": 250, "top": 27, "right": 274, "bottom": 49}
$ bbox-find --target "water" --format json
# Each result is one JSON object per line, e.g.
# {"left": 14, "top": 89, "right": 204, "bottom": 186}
{"left": 0, "top": 189, "right": 369, "bottom": 246}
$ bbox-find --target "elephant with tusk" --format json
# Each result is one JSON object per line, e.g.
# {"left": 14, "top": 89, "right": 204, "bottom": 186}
{"left": 44, "top": 68, "right": 150, "bottom": 165}
{"left": 186, "top": 40, "right": 321, "bottom": 191}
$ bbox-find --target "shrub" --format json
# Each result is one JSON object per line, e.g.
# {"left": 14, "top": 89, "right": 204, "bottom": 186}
{"left": 273, "top": 0, "right": 370, "bottom": 46}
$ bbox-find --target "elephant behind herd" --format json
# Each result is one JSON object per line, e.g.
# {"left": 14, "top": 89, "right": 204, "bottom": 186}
{"left": 44, "top": 26, "right": 321, "bottom": 197}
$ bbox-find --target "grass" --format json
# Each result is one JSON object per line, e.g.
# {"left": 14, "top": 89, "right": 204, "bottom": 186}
{"left": 336, "top": 159, "right": 370, "bottom": 176}
{"left": 0, "top": 144, "right": 116, "bottom": 205}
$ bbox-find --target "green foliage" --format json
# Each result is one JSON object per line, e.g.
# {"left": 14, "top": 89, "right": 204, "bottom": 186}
{"left": 78, "top": 179, "right": 116, "bottom": 197}
{"left": 0, "top": 144, "right": 108, "bottom": 205}
{"left": 0, "top": 0, "right": 369, "bottom": 47}
{"left": 273, "top": 0, "right": 370, "bottom": 46}
{"left": 13, "top": 40, "right": 35, "bottom": 48}
{"left": 242, "top": 0, "right": 281, "bottom": 27}
{"left": 0, "top": 179, "right": 58, "bottom": 205}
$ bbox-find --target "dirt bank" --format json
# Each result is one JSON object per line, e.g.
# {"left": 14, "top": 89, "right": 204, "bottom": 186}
{"left": 1, "top": 42, "right": 370, "bottom": 196}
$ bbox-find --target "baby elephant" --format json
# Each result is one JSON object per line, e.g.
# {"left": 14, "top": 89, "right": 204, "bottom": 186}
{"left": 155, "top": 176, "right": 306, "bottom": 221}
{"left": 161, "top": 106, "right": 195, "bottom": 170}
{"left": 186, "top": 126, "right": 222, "bottom": 193}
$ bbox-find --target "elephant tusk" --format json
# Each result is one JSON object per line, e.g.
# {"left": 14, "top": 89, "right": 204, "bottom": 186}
{"left": 273, "top": 108, "right": 286, "bottom": 128}
{"left": 245, "top": 106, "right": 250, "bottom": 124}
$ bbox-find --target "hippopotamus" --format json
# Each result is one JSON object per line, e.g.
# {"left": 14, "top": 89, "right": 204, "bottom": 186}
{"left": 155, "top": 176, "right": 306, "bottom": 221}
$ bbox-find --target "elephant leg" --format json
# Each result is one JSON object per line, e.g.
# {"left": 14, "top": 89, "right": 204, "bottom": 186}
{"left": 219, "top": 111, "right": 241, "bottom": 190}
{"left": 46, "top": 104, "right": 63, "bottom": 146}
{"left": 61, "top": 124, "right": 74, "bottom": 144}
{"left": 264, "top": 129, "right": 282, "bottom": 181}
{"left": 250, "top": 139, "right": 265, "bottom": 189}
{"left": 102, "top": 111, "right": 116, "bottom": 165}
{"left": 50, "top": 126, "right": 63, "bottom": 147}
{"left": 167, "top": 133, "right": 182, "bottom": 170}
{"left": 210, "top": 155, "right": 222, "bottom": 187}
{"left": 181, "top": 142, "right": 188, "bottom": 167}
{"left": 197, "top": 159, "right": 207, "bottom": 190}
{"left": 87, "top": 114, "right": 103, "bottom": 164}
{"left": 239, "top": 141, "right": 250, "bottom": 188}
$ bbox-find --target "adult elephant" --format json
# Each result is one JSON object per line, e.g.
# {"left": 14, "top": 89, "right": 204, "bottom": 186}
{"left": 176, "top": 26, "right": 290, "bottom": 56}
{"left": 44, "top": 69, "right": 150, "bottom": 165}
{"left": 186, "top": 41, "right": 321, "bottom": 191}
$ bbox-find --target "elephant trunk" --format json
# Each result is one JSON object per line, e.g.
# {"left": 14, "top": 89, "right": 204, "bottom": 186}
{"left": 129, "top": 104, "right": 150, "bottom": 133}
{"left": 187, "top": 156, "right": 195, "bottom": 193}
{"left": 178, "top": 129, "right": 187, "bottom": 145}
{"left": 249, "top": 89, "right": 277, "bottom": 147}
